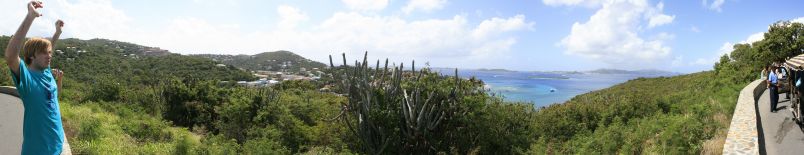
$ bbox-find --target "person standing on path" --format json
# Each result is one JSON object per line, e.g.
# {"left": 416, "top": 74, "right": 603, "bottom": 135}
{"left": 4, "top": 1, "right": 67, "bottom": 154}
{"left": 769, "top": 65, "right": 779, "bottom": 113}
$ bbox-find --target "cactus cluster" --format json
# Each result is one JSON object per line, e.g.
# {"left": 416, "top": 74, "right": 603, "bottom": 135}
{"left": 329, "top": 52, "right": 462, "bottom": 154}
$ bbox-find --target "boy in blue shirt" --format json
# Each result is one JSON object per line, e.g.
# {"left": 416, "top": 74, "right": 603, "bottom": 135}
{"left": 4, "top": 1, "right": 67, "bottom": 154}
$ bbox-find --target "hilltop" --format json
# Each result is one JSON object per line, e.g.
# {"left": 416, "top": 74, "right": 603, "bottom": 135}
{"left": 193, "top": 51, "right": 327, "bottom": 73}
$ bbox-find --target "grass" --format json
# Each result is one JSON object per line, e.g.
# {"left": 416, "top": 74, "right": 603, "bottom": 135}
{"left": 60, "top": 101, "right": 202, "bottom": 154}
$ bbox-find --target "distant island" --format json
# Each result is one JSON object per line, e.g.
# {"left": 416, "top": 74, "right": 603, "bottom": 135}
{"left": 452, "top": 68, "right": 678, "bottom": 77}
{"left": 585, "top": 69, "right": 679, "bottom": 76}
{"left": 476, "top": 68, "right": 518, "bottom": 72}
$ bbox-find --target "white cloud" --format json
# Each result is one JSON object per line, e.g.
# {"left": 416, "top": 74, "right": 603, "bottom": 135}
{"left": 691, "top": 17, "right": 804, "bottom": 67}
{"left": 192, "top": 0, "right": 237, "bottom": 7}
{"left": 548, "top": 0, "right": 675, "bottom": 69}
{"left": 646, "top": 2, "right": 674, "bottom": 28}
{"left": 277, "top": 5, "right": 308, "bottom": 30}
{"left": 646, "top": 2, "right": 674, "bottom": 29}
{"left": 472, "top": 15, "right": 534, "bottom": 39}
{"left": 794, "top": 17, "right": 804, "bottom": 23}
{"left": 0, "top": 1, "right": 29, "bottom": 35}
{"left": 691, "top": 31, "right": 764, "bottom": 67}
{"left": 0, "top": 0, "right": 134, "bottom": 40}
{"left": 52, "top": 0, "right": 134, "bottom": 40}
{"left": 145, "top": 18, "right": 247, "bottom": 53}
{"left": 648, "top": 14, "right": 674, "bottom": 28}
{"left": 128, "top": 11, "right": 533, "bottom": 68}
{"left": 717, "top": 42, "right": 734, "bottom": 57}
{"left": 702, "top": 0, "right": 726, "bottom": 12}
{"left": 0, "top": 0, "right": 534, "bottom": 69}
{"left": 402, "top": 0, "right": 448, "bottom": 14}
{"left": 295, "top": 12, "right": 533, "bottom": 60}
{"left": 744, "top": 32, "right": 764, "bottom": 44}
{"left": 342, "top": 0, "right": 389, "bottom": 11}
{"left": 542, "top": 0, "right": 605, "bottom": 7}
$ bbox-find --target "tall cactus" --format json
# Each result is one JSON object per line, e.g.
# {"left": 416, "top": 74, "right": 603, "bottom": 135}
{"left": 400, "top": 60, "right": 462, "bottom": 153}
{"left": 329, "top": 52, "right": 462, "bottom": 154}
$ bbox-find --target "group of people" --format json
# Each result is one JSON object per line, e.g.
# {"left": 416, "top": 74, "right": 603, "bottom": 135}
{"left": 763, "top": 62, "right": 804, "bottom": 113}
{"left": 763, "top": 64, "right": 787, "bottom": 113}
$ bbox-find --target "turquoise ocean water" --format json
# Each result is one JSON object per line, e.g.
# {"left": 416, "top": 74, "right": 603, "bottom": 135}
{"left": 433, "top": 68, "right": 675, "bottom": 108}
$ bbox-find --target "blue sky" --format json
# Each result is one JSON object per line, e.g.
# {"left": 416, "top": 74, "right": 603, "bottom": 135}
{"left": 1, "top": 0, "right": 802, "bottom": 73}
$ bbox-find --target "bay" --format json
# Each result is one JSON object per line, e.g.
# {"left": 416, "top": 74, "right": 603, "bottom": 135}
{"left": 433, "top": 68, "right": 677, "bottom": 108}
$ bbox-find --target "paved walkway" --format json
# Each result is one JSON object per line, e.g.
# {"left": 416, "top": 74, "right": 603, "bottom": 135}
{"left": 0, "top": 86, "right": 71, "bottom": 155}
{"left": 758, "top": 89, "right": 804, "bottom": 155}
{"left": 0, "top": 90, "right": 23, "bottom": 154}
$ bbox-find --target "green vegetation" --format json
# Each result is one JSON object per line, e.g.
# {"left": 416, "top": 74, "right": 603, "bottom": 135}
{"left": 194, "top": 50, "right": 327, "bottom": 73}
{"left": 528, "top": 72, "right": 741, "bottom": 154}
{"left": 0, "top": 19, "right": 801, "bottom": 154}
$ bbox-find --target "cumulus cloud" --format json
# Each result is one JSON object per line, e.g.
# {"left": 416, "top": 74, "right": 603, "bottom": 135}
{"left": 793, "top": 17, "right": 804, "bottom": 24}
{"left": 646, "top": 2, "right": 674, "bottom": 28}
{"left": 0, "top": 1, "right": 30, "bottom": 35}
{"left": 52, "top": 0, "right": 134, "bottom": 39}
{"left": 0, "top": 1, "right": 534, "bottom": 68}
{"left": 471, "top": 15, "right": 534, "bottom": 39}
{"left": 342, "top": 0, "right": 389, "bottom": 11}
{"left": 402, "top": 0, "right": 448, "bottom": 14}
{"left": 172, "top": 10, "right": 530, "bottom": 66}
{"left": 692, "top": 31, "right": 764, "bottom": 66}
{"left": 542, "top": 0, "right": 605, "bottom": 7}
{"left": 277, "top": 5, "right": 308, "bottom": 30}
{"left": 648, "top": 14, "right": 674, "bottom": 28}
{"left": 192, "top": 0, "right": 238, "bottom": 7}
{"left": 293, "top": 12, "right": 534, "bottom": 62}
{"left": 0, "top": 0, "right": 134, "bottom": 40}
{"left": 694, "top": 17, "right": 804, "bottom": 66}
{"left": 743, "top": 32, "right": 765, "bottom": 44}
{"left": 702, "top": 0, "right": 726, "bottom": 12}
{"left": 547, "top": 0, "right": 675, "bottom": 68}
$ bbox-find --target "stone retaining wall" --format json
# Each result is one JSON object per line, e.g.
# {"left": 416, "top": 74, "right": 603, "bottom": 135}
{"left": 722, "top": 79, "right": 764, "bottom": 154}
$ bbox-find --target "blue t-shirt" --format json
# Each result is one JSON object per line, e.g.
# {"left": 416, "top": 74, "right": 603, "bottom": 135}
{"left": 10, "top": 58, "right": 64, "bottom": 155}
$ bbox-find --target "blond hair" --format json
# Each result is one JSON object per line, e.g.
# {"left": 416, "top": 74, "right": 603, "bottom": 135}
{"left": 22, "top": 38, "right": 52, "bottom": 65}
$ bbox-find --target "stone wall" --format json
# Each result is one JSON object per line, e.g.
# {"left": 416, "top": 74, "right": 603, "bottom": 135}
{"left": 722, "top": 79, "right": 763, "bottom": 154}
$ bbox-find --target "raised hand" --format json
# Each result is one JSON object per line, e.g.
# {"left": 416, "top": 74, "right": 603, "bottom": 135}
{"left": 51, "top": 69, "right": 63, "bottom": 93}
{"left": 51, "top": 69, "right": 63, "bottom": 81}
{"left": 27, "top": 1, "right": 44, "bottom": 18}
{"left": 55, "top": 20, "right": 64, "bottom": 32}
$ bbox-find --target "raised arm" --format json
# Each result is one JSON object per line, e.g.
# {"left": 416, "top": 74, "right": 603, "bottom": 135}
{"left": 51, "top": 20, "right": 64, "bottom": 94}
{"left": 5, "top": 1, "right": 43, "bottom": 78}
{"left": 51, "top": 20, "right": 64, "bottom": 48}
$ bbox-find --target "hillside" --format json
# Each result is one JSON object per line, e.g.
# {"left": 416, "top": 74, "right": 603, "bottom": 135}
{"left": 0, "top": 37, "right": 749, "bottom": 154}
{"left": 528, "top": 71, "right": 743, "bottom": 154}
{"left": 0, "top": 36, "right": 255, "bottom": 83}
{"left": 193, "top": 50, "right": 327, "bottom": 73}
{"left": 0, "top": 20, "right": 796, "bottom": 154}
